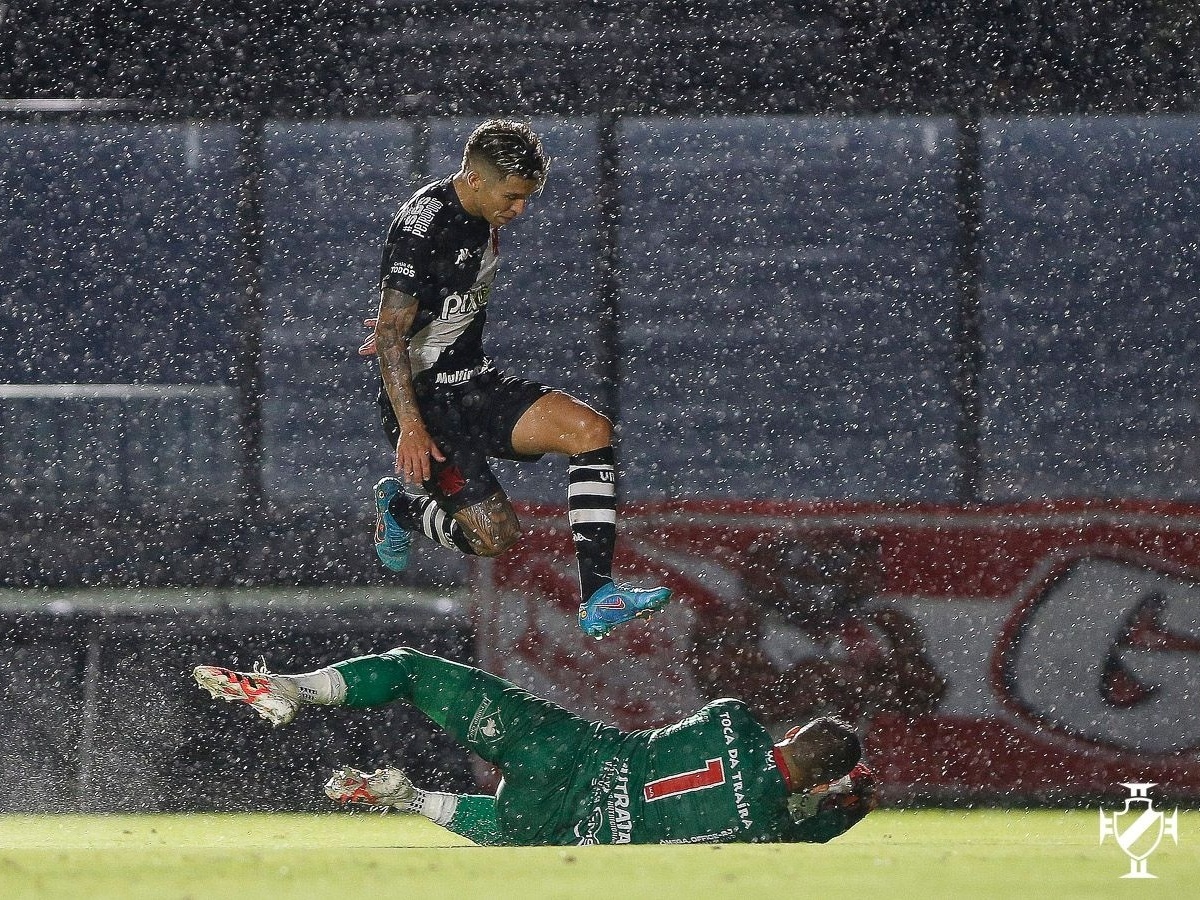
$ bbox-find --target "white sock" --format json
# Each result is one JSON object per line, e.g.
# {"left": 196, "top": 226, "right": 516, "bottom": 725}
{"left": 279, "top": 667, "right": 347, "bottom": 705}
{"left": 409, "top": 790, "right": 459, "bottom": 826}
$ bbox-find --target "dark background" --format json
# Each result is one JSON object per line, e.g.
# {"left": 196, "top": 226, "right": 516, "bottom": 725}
{"left": 3, "top": 2, "right": 1199, "bottom": 588}
{"left": 2, "top": 1, "right": 1198, "bottom": 814}
{"left": 3, "top": 1, "right": 1197, "bottom": 117}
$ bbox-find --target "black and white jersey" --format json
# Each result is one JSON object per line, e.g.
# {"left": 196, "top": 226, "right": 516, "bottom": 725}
{"left": 379, "top": 177, "right": 500, "bottom": 386}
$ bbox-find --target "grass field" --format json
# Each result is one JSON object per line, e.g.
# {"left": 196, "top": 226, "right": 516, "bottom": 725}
{"left": 0, "top": 809, "right": 1192, "bottom": 900}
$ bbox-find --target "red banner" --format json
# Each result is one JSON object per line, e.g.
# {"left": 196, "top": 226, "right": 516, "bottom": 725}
{"left": 472, "top": 499, "right": 1200, "bottom": 802}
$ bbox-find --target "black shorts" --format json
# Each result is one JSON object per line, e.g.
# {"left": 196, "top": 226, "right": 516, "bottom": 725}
{"left": 378, "top": 369, "right": 553, "bottom": 512}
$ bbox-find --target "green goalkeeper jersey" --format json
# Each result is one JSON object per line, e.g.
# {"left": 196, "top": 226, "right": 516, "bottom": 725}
{"left": 495, "top": 698, "right": 807, "bottom": 846}
{"left": 333, "top": 649, "right": 854, "bottom": 848}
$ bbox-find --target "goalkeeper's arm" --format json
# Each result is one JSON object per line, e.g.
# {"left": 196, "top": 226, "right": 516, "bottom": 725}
{"left": 788, "top": 762, "right": 878, "bottom": 844}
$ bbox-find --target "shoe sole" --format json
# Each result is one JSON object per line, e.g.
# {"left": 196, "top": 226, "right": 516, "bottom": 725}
{"left": 375, "top": 540, "right": 410, "bottom": 571}
{"left": 374, "top": 481, "right": 411, "bottom": 572}
{"left": 193, "top": 666, "right": 248, "bottom": 700}
{"left": 193, "top": 666, "right": 298, "bottom": 726}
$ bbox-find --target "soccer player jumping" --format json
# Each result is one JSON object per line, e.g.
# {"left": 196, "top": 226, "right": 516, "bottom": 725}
{"left": 361, "top": 118, "right": 669, "bottom": 639}
{"left": 195, "top": 651, "right": 876, "bottom": 846}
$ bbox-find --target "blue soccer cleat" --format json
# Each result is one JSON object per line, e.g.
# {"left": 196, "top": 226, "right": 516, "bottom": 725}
{"left": 373, "top": 476, "right": 411, "bottom": 572}
{"left": 578, "top": 582, "right": 672, "bottom": 639}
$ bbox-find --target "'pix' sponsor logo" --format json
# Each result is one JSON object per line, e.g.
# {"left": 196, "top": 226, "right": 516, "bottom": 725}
{"left": 1099, "top": 783, "right": 1179, "bottom": 879}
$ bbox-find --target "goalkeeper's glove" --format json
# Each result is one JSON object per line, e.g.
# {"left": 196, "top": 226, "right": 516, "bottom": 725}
{"left": 788, "top": 762, "right": 878, "bottom": 843}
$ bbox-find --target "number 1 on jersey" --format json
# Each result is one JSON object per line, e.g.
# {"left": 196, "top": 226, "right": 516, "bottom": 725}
{"left": 643, "top": 758, "right": 726, "bottom": 802}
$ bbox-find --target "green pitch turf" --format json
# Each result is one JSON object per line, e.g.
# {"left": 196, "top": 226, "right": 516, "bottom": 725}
{"left": 0, "top": 809, "right": 1192, "bottom": 900}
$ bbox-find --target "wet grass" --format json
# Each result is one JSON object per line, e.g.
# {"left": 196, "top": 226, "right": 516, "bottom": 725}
{"left": 0, "top": 808, "right": 1193, "bottom": 899}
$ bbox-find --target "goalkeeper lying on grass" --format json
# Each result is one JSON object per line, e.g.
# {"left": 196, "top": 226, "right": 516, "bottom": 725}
{"left": 195, "top": 647, "right": 876, "bottom": 846}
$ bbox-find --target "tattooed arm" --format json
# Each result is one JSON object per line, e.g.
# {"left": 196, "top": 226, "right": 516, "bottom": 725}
{"left": 374, "top": 288, "right": 446, "bottom": 484}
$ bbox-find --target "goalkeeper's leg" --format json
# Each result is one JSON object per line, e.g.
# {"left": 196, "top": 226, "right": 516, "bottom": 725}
{"left": 326, "top": 648, "right": 616, "bottom": 846}
{"left": 329, "top": 647, "right": 600, "bottom": 770}
{"left": 196, "top": 648, "right": 608, "bottom": 845}
{"left": 200, "top": 647, "right": 601, "bottom": 772}
{"left": 324, "top": 766, "right": 505, "bottom": 845}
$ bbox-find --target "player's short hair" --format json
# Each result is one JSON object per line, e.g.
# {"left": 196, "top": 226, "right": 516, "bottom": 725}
{"left": 792, "top": 716, "right": 861, "bottom": 785}
{"left": 463, "top": 119, "right": 549, "bottom": 190}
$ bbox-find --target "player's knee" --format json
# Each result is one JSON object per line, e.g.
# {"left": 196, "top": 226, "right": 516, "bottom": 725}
{"left": 381, "top": 646, "right": 417, "bottom": 661}
{"left": 467, "top": 536, "right": 514, "bottom": 558}
{"left": 457, "top": 499, "right": 523, "bottom": 557}
{"left": 572, "top": 410, "right": 613, "bottom": 452}
{"left": 375, "top": 646, "right": 424, "bottom": 677}
{"left": 466, "top": 525, "right": 523, "bottom": 557}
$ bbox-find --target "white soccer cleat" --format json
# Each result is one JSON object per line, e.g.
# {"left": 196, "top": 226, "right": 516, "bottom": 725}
{"left": 193, "top": 663, "right": 301, "bottom": 727}
{"left": 324, "top": 766, "right": 416, "bottom": 811}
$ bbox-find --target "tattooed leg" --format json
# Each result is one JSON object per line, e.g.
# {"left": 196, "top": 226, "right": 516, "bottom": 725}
{"left": 452, "top": 493, "right": 522, "bottom": 557}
